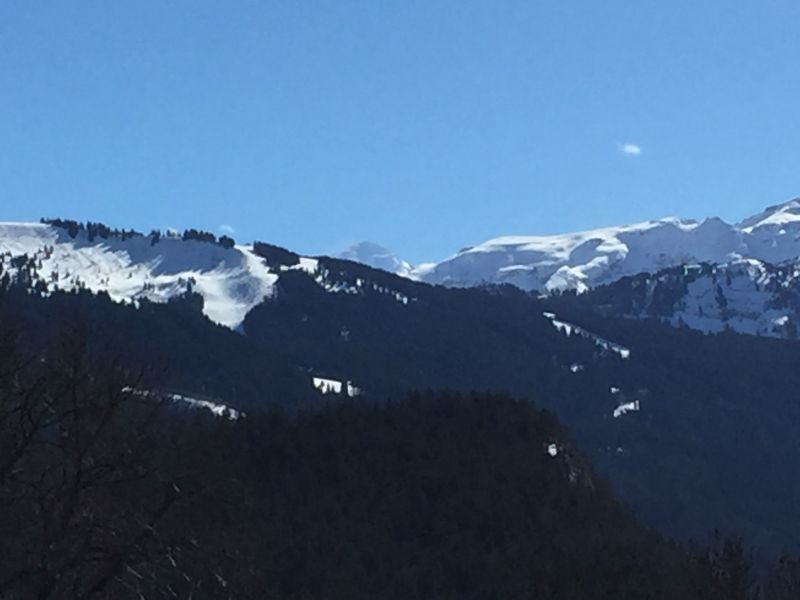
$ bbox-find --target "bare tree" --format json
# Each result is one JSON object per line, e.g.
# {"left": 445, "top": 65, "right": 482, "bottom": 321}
{"left": 0, "top": 324, "right": 235, "bottom": 599}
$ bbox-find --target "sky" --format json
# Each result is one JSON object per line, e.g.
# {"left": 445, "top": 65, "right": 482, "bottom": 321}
{"left": 2, "top": 1, "right": 800, "bottom": 263}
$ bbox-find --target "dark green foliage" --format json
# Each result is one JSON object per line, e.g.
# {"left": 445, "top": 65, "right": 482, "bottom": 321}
{"left": 182, "top": 228, "right": 217, "bottom": 244}
{"left": 252, "top": 241, "right": 300, "bottom": 267}
{"left": 244, "top": 257, "right": 800, "bottom": 559}
{"left": 0, "top": 326, "right": 240, "bottom": 598}
{"left": 41, "top": 217, "right": 82, "bottom": 238}
{"left": 0, "top": 318, "right": 724, "bottom": 600}
{"left": 218, "top": 234, "right": 236, "bottom": 249}
{"left": 5, "top": 246, "right": 800, "bottom": 573}
{"left": 41, "top": 218, "right": 143, "bottom": 241}
{"left": 0, "top": 284, "right": 319, "bottom": 412}
{"left": 226, "top": 392, "right": 708, "bottom": 599}
{"left": 1, "top": 286, "right": 799, "bottom": 597}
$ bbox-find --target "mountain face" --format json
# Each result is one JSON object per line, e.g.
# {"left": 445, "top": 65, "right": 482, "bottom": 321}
{"left": 551, "top": 259, "right": 800, "bottom": 339}
{"left": 5, "top": 199, "right": 800, "bottom": 337}
{"left": 413, "top": 199, "right": 800, "bottom": 293}
{"left": 6, "top": 217, "right": 800, "bottom": 559}
{"left": 336, "top": 241, "right": 413, "bottom": 277}
{"left": 333, "top": 200, "right": 800, "bottom": 338}
{"left": 0, "top": 221, "right": 281, "bottom": 329}
{"left": 243, "top": 256, "right": 800, "bottom": 557}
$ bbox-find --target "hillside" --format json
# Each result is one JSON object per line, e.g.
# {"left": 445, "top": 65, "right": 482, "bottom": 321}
{"left": 0, "top": 325, "right": 747, "bottom": 598}
{"left": 4, "top": 218, "right": 800, "bottom": 559}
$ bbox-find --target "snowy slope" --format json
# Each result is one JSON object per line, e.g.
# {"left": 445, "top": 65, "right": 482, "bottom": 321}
{"left": 5, "top": 198, "right": 800, "bottom": 334}
{"left": 0, "top": 222, "right": 419, "bottom": 330}
{"left": 0, "top": 222, "right": 277, "bottom": 329}
{"left": 411, "top": 199, "right": 800, "bottom": 293}
{"left": 336, "top": 241, "right": 413, "bottom": 277}
{"left": 574, "top": 258, "right": 800, "bottom": 339}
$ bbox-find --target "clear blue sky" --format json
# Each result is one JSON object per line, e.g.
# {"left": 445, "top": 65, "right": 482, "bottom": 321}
{"left": 2, "top": 1, "right": 800, "bottom": 263}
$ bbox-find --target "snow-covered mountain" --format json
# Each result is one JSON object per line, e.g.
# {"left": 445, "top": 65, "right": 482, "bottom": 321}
{"left": 0, "top": 221, "right": 416, "bottom": 331}
{"left": 412, "top": 199, "right": 800, "bottom": 293}
{"left": 560, "top": 258, "right": 800, "bottom": 339}
{"left": 5, "top": 199, "right": 800, "bottom": 337}
{"left": 327, "top": 199, "right": 800, "bottom": 339}
{"left": 336, "top": 241, "right": 412, "bottom": 277}
{"left": 0, "top": 222, "right": 278, "bottom": 329}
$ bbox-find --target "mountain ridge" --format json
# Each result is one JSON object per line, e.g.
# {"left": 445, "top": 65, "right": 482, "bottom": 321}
{"left": 332, "top": 199, "right": 800, "bottom": 295}
{"left": 4, "top": 200, "right": 800, "bottom": 338}
{"left": 409, "top": 199, "right": 800, "bottom": 292}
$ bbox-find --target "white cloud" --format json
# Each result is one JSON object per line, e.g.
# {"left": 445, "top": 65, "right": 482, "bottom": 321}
{"left": 219, "top": 224, "right": 236, "bottom": 235}
{"left": 619, "top": 143, "right": 642, "bottom": 156}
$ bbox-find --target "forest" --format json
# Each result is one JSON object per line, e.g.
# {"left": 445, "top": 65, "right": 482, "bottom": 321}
{"left": 2, "top": 316, "right": 797, "bottom": 599}
{"left": 4, "top": 254, "right": 800, "bottom": 596}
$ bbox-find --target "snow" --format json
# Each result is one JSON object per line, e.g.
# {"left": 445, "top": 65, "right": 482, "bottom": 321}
{"left": 0, "top": 222, "right": 417, "bottom": 329}
{"left": 0, "top": 223, "right": 277, "bottom": 329}
{"left": 613, "top": 400, "right": 640, "bottom": 418}
{"left": 415, "top": 217, "right": 737, "bottom": 292}
{"left": 547, "top": 443, "right": 559, "bottom": 457}
{"left": 411, "top": 200, "right": 800, "bottom": 294}
{"left": 121, "top": 387, "right": 241, "bottom": 420}
{"left": 336, "top": 241, "right": 413, "bottom": 277}
{"left": 626, "top": 258, "right": 800, "bottom": 338}
{"left": 169, "top": 392, "right": 243, "bottom": 420}
{"left": 304, "top": 263, "right": 413, "bottom": 305}
{"left": 737, "top": 199, "right": 800, "bottom": 231}
{"left": 543, "top": 312, "right": 632, "bottom": 359}
{"left": 8, "top": 198, "right": 800, "bottom": 338}
{"left": 312, "top": 376, "right": 361, "bottom": 397}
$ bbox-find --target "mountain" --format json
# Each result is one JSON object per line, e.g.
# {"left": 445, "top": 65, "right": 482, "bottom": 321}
{"left": 5, "top": 200, "right": 800, "bottom": 336}
{"left": 0, "top": 220, "right": 284, "bottom": 329}
{"left": 336, "top": 241, "right": 413, "bottom": 277}
{"left": 7, "top": 215, "right": 800, "bottom": 559}
{"left": 243, "top": 254, "right": 800, "bottom": 557}
{"left": 550, "top": 258, "right": 800, "bottom": 339}
{"left": 0, "top": 332, "right": 729, "bottom": 599}
{"left": 412, "top": 199, "right": 800, "bottom": 293}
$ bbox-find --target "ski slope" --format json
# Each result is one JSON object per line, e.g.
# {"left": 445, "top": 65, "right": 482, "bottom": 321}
{"left": 0, "top": 222, "right": 277, "bottom": 329}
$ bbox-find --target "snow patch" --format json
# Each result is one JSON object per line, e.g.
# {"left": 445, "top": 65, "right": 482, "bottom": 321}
{"left": 613, "top": 400, "right": 640, "bottom": 418}
{"left": 312, "top": 376, "right": 361, "bottom": 397}
{"left": 121, "top": 387, "right": 242, "bottom": 420}
{"left": 543, "top": 312, "right": 631, "bottom": 359}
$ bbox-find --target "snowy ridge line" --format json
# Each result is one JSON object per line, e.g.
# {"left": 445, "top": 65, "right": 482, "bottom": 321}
{"left": 281, "top": 257, "right": 414, "bottom": 305}
{"left": 0, "top": 222, "right": 417, "bottom": 331}
{"left": 576, "top": 257, "right": 800, "bottom": 339}
{"left": 120, "top": 387, "right": 243, "bottom": 420}
{"left": 0, "top": 222, "right": 278, "bottom": 329}
{"left": 542, "top": 312, "right": 631, "bottom": 359}
{"left": 341, "top": 198, "right": 800, "bottom": 296}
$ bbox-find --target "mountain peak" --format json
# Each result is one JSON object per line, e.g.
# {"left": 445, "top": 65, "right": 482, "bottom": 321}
{"left": 336, "top": 241, "right": 411, "bottom": 276}
{"left": 737, "top": 198, "right": 800, "bottom": 231}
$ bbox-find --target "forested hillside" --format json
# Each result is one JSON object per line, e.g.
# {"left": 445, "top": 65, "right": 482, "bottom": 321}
{"left": 4, "top": 239, "right": 800, "bottom": 573}
{"left": 0, "top": 320, "right": 782, "bottom": 598}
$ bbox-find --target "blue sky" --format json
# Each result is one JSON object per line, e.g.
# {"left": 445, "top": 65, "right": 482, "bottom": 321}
{"left": 2, "top": 1, "right": 800, "bottom": 263}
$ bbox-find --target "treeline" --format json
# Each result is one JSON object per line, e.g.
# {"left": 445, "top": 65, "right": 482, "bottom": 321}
{"left": 41, "top": 218, "right": 236, "bottom": 249}
{"left": 41, "top": 218, "right": 143, "bottom": 242}
{"left": 1, "top": 320, "right": 798, "bottom": 598}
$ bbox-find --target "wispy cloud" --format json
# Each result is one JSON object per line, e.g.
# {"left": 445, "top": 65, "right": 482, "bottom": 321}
{"left": 619, "top": 143, "right": 642, "bottom": 156}
{"left": 220, "top": 224, "right": 236, "bottom": 235}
